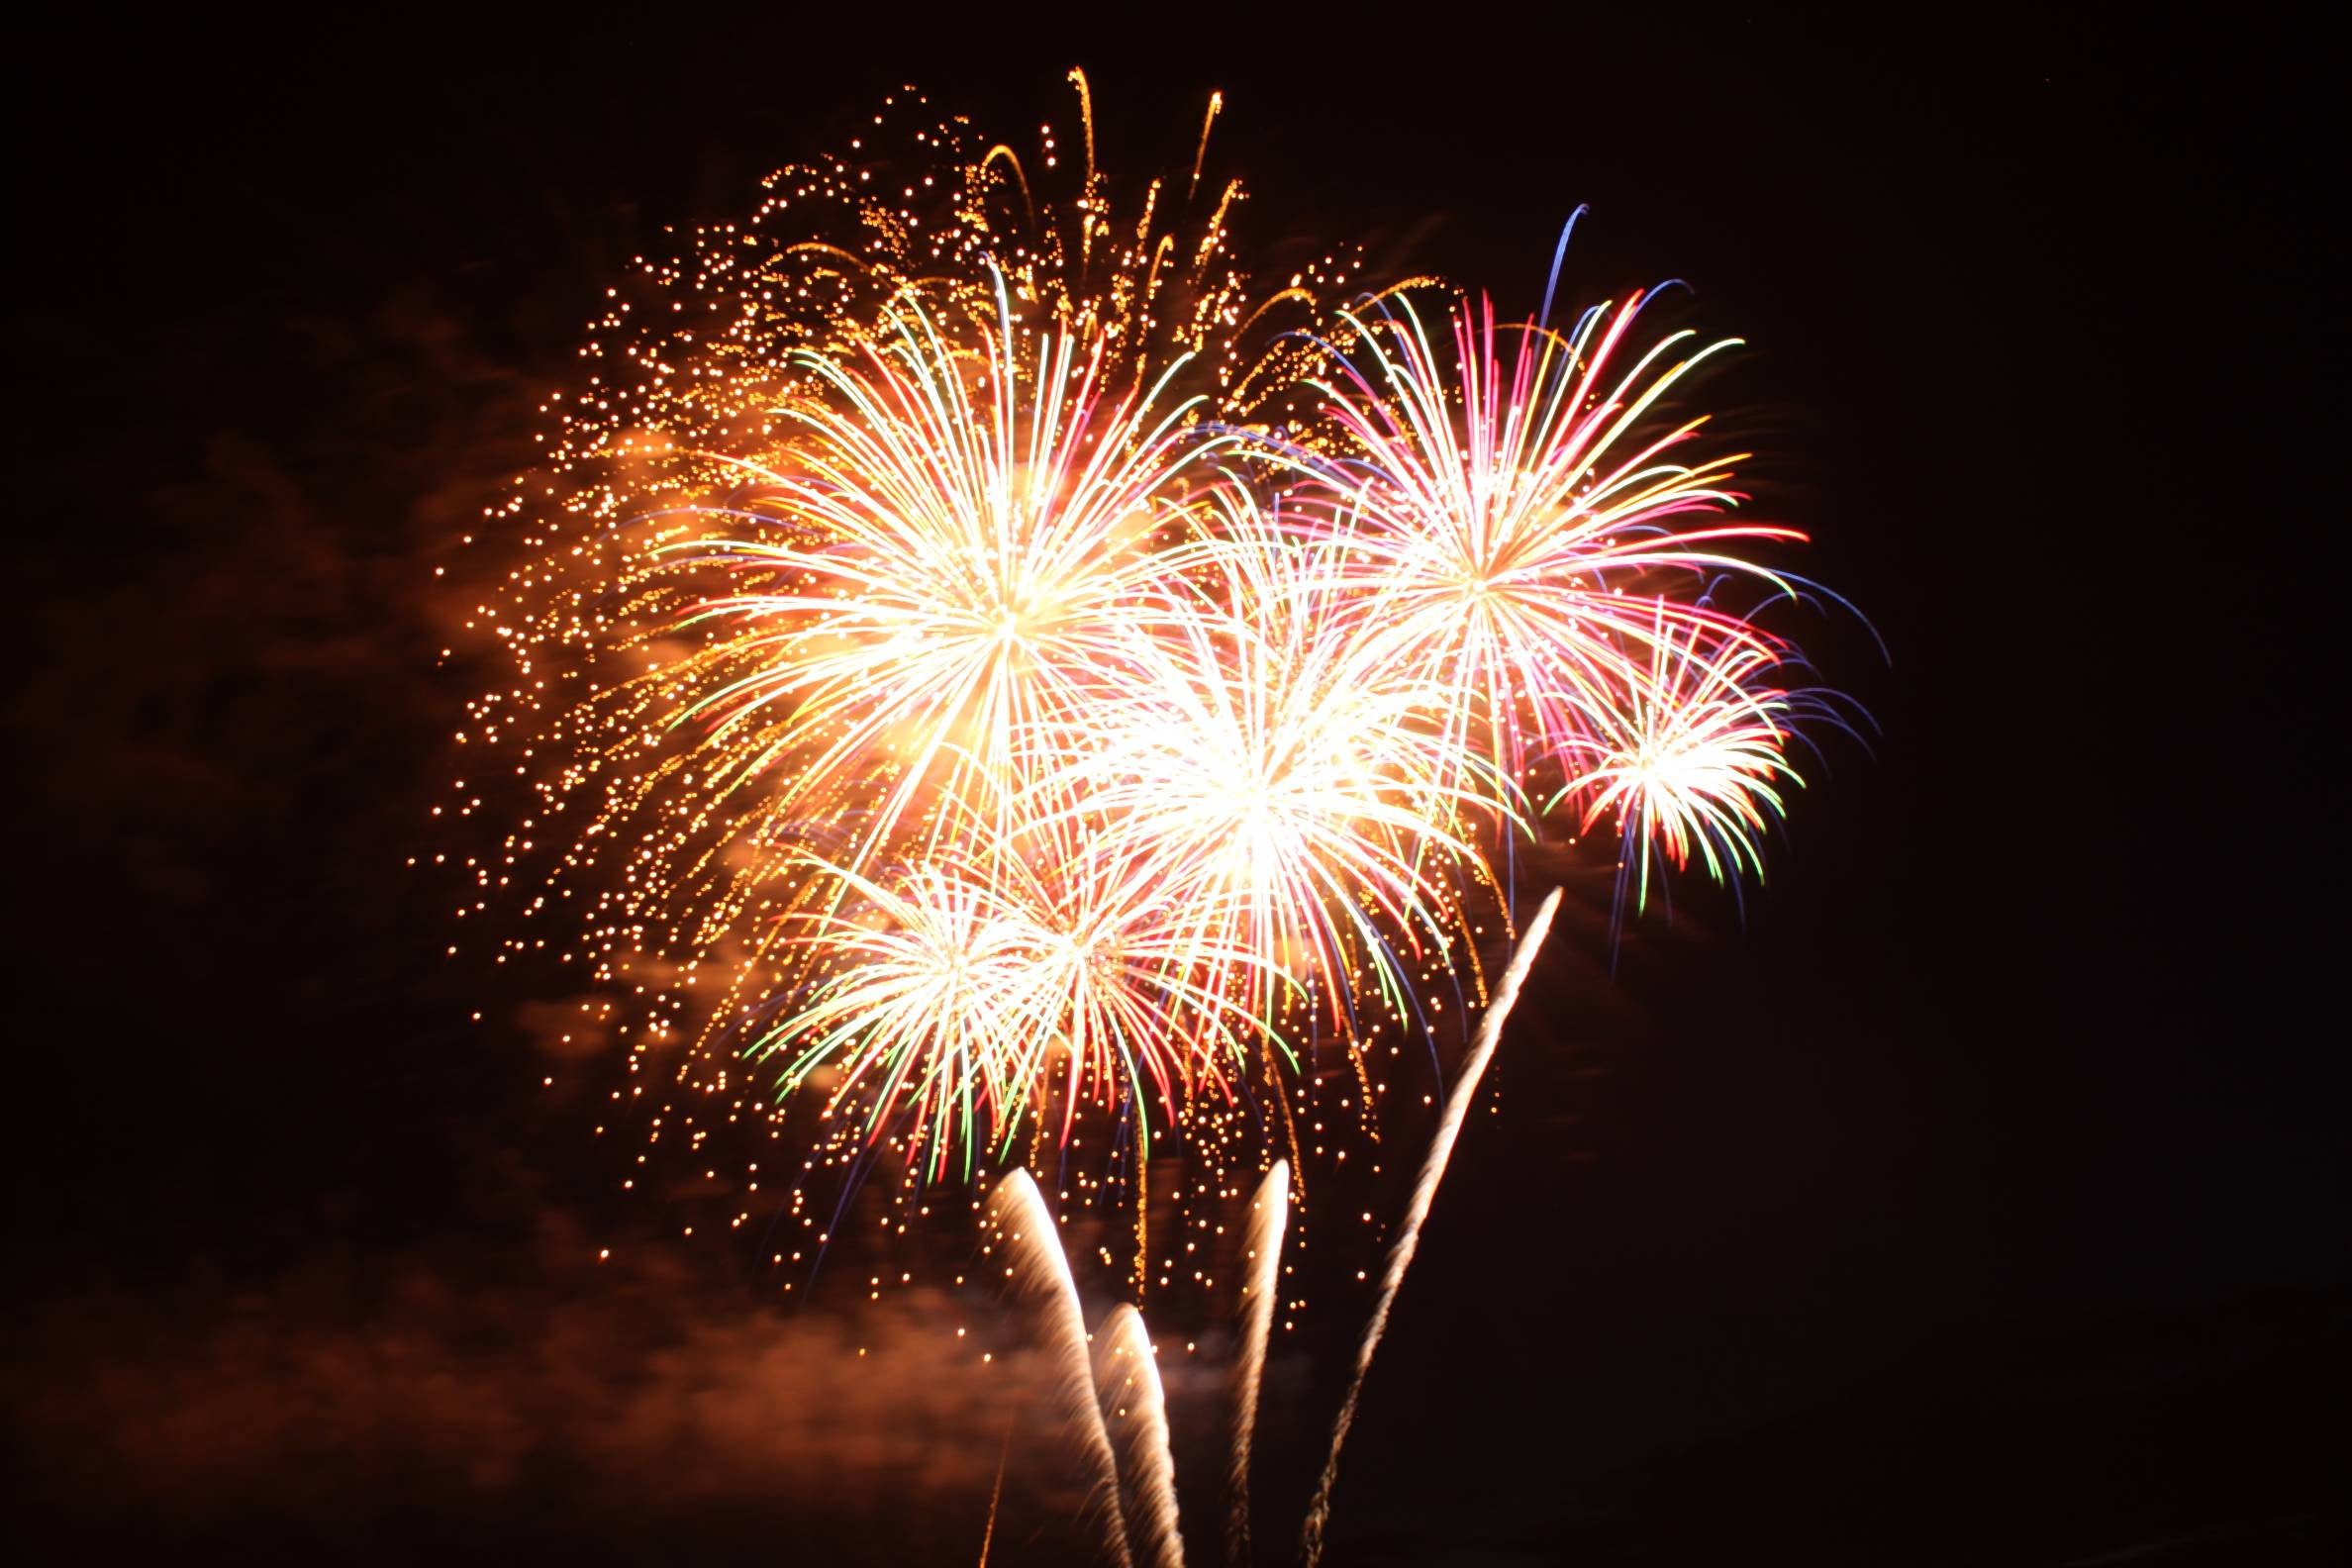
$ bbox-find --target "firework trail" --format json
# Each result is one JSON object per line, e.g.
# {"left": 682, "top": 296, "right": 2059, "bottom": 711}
{"left": 1299, "top": 886, "right": 1564, "bottom": 1568}
{"left": 990, "top": 1168, "right": 1132, "bottom": 1568}
{"left": 1096, "top": 1304, "right": 1186, "bottom": 1568}
{"left": 1225, "top": 1158, "right": 1289, "bottom": 1567}
{"left": 978, "top": 1421, "right": 1012, "bottom": 1568}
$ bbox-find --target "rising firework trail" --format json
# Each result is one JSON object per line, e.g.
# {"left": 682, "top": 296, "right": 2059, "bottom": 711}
{"left": 990, "top": 1169, "right": 1132, "bottom": 1568}
{"left": 1096, "top": 1304, "right": 1186, "bottom": 1568}
{"left": 1300, "top": 887, "right": 1565, "bottom": 1568}
{"left": 978, "top": 1421, "right": 1012, "bottom": 1568}
{"left": 1226, "top": 1159, "right": 1289, "bottom": 1566}
{"left": 990, "top": 1164, "right": 1290, "bottom": 1568}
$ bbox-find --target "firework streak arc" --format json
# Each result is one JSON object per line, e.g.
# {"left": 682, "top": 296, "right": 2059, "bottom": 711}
{"left": 1226, "top": 1159, "right": 1288, "bottom": 1566}
{"left": 990, "top": 1169, "right": 1132, "bottom": 1567}
{"left": 1299, "top": 887, "right": 1565, "bottom": 1568}
{"left": 1096, "top": 1304, "right": 1186, "bottom": 1568}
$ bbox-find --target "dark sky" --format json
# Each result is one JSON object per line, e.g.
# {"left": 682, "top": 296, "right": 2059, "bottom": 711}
{"left": 9, "top": 7, "right": 2343, "bottom": 1564}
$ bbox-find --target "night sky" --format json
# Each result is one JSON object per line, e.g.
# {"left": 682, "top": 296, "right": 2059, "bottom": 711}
{"left": 10, "top": 8, "right": 2344, "bottom": 1564}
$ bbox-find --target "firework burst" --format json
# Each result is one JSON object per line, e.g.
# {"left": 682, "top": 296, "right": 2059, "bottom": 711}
{"left": 640, "top": 279, "right": 1237, "bottom": 897}
{"left": 750, "top": 817, "right": 1287, "bottom": 1185}
{"left": 1285, "top": 264, "right": 1806, "bottom": 827}
{"left": 1554, "top": 606, "right": 1813, "bottom": 918}
{"left": 451, "top": 78, "right": 1861, "bottom": 1331}
{"left": 451, "top": 82, "right": 1410, "bottom": 1284}
{"left": 1041, "top": 507, "right": 1505, "bottom": 1051}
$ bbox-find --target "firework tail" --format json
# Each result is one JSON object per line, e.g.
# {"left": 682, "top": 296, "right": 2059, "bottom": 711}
{"left": 977, "top": 1419, "right": 1012, "bottom": 1568}
{"left": 1298, "top": 887, "right": 1563, "bottom": 1567}
{"left": 991, "top": 1169, "right": 1134, "bottom": 1568}
{"left": 1226, "top": 1159, "right": 1289, "bottom": 1566}
{"left": 1096, "top": 1303, "right": 1187, "bottom": 1568}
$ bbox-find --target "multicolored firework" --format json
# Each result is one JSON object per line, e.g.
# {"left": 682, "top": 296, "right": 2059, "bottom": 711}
{"left": 1555, "top": 605, "right": 1811, "bottom": 918}
{"left": 448, "top": 73, "right": 1852, "bottom": 1296}
{"left": 1286, "top": 264, "right": 1804, "bottom": 814}
{"left": 750, "top": 827, "right": 1284, "bottom": 1186}
{"left": 1045, "top": 514, "right": 1501, "bottom": 1048}
{"left": 442, "top": 68, "right": 1876, "bottom": 1563}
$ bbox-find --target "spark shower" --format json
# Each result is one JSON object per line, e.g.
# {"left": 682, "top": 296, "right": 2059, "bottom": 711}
{"left": 443, "top": 68, "right": 1863, "bottom": 1561}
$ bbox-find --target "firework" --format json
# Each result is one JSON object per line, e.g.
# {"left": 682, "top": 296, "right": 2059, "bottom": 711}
{"left": 644, "top": 281, "right": 1239, "bottom": 895}
{"left": 456, "top": 80, "right": 1398, "bottom": 1223}
{"left": 990, "top": 1157, "right": 1296, "bottom": 1568}
{"left": 1299, "top": 887, "right": 1564, "bottom": 1568}
{"left": 990, "top": 1168, "right": 1132, "bottom": 1568}
{"left": 749, "top": 823, "right": 1286, "bottom": 1182}
{"left": 1554, "top": 605, "right": 1811, "bottom": 919}
{"left": 1289, "top": 269, "right": 1805, "bottom": 823}
{"left": 1096, "top": 1304, "right": 1186, "bottom": 1568}
{"left": 456, "top": 107, "right": 1849, "bottom": 1232}
{"left": 1226, "top": 1159, "right": 1290, "bottom": 1566}
{"left": 454, "top": 85, "right": 1866, "bottom": 1563}
{"left": 1043, "top": 512, "right": 1503, "bottom": 1054}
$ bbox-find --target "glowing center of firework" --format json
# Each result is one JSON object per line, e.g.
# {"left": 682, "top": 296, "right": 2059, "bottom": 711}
{"left": 1627, "top": 745, "right": 1700, "bottom": 804}
{"left": 1217, "top": 778, "right": 1281, "bottom": 845}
